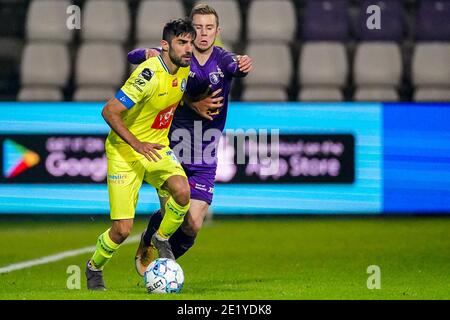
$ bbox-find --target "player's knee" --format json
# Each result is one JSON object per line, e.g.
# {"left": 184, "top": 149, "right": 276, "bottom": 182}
{"left": 183, "top": 220, "right": 202, "bottom": 236}
{"left": 117, "top": 228, "right": 130, "bottom": 241}
{"left": 111, "top": 221, "right": 132, "bottom": 243}
{"left": 172, "top": 184, "right": 190, "bottom": 207}
{"left": 182, "top": 215, "right": 203, "bottom": 236}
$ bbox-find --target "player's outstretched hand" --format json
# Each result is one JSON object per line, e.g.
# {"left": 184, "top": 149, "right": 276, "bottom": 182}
{"left": 145, "top": 48, "right": 160, "bottom": 59}
{"left": 133, "top": 141, "right": 164, "bottom": 162}
{"left": 236, "top": 55, "right": 252, "bottom": 73}
{"left": 190, "top": 88, "right": 224, "bottom": 121}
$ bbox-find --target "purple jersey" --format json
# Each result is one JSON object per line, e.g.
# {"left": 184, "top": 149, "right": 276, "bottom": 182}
{"left": 127, "top": 46, "right": 248, "bottom": 204}
{"left": 172, "top": 46, "right": 246, "bottom": 167}
{"left": 128, "top": 46, "right": 246, "bottom": 168}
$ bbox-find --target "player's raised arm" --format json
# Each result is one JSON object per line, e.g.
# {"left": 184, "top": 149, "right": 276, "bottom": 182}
{"left": 127, "top": 48, "right": 161, "bottom": 65}
{"left": 236, "top": 55, "right": 253, "bottom": 74}
{"left": 222, "top": 51, "right": 253, "bottom": 78}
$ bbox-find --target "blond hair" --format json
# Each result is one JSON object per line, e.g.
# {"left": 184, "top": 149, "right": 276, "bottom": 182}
{"left": 190, "top": 3, "right": 219, "bottom": 26}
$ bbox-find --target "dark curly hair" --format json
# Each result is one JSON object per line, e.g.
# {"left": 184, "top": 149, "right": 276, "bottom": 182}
{"left": 162, "top": 17, "right": 196, "bottom": 43}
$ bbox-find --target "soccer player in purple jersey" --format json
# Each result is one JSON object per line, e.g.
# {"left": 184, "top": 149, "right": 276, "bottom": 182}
{"left": 130, "top": 4, "right": 253, "bottom": 275}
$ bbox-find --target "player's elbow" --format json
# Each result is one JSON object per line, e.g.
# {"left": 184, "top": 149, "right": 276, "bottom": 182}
{"left": 101, "top": 105, "right": 110, "bottom": 122}
{"left": 101, "top": 102, "right": 115, "bottom": 124}
{"left": 127, "top": 50, "right": 136, "bottom": 64}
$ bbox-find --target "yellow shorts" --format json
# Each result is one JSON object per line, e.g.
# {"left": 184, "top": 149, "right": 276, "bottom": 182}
{"left": 107, "top": 146, "right": 186, "bottom": 220}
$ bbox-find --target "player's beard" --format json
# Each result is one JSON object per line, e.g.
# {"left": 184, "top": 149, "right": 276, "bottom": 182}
{"left": 169, "top": 47, "right": 191, "bottom": 68}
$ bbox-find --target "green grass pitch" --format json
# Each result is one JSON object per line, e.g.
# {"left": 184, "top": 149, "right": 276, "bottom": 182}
{"left": 0, "top": 215, "right": 449, "bottom": 300}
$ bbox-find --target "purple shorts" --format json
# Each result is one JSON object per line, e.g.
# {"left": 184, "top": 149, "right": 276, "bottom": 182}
{"left": 183, "top": 164, "right": 216, "bottom": 205}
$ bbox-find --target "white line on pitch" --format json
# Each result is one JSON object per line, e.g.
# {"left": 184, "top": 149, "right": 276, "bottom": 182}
{"left": 0, "top": 234, "right": 141, "bottom": 274}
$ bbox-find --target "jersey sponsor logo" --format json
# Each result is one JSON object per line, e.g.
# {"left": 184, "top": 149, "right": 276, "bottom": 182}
{"left": 166, "top": 201, "right": 185, "bottom": 217}
{"left": 207, "top": 108, "right": 220, "bottom": 116}
{"left": 194, "top": 183, "right": 207, "bottom": 191}
{"left": 158, "top": 91, "right": 168, "bottom": 97}
{"left": 135, "top": 78, "right": 146, "bottom": 87}
{"left": 140, "top": 68, "right": 153, "bottom": 81}
{"left": 181, "top": 78, "right": 187, "bottom": 92}
{"left": 132, "top": 84, "right": 143, "bottom": 92}
{"left": 107, "top": 173, "right": 128, "bottom": 184}
{"left": 172, "top": 78, "right": 178, "bottom": 87}
{"left": 217, "top": 66, "right": 224, "bottom": 78}
{"left": 132, "top": 78, "right": 146, "bottom": 92}
{"left": 151, "top": 103, "right": 178, "bottom": 129}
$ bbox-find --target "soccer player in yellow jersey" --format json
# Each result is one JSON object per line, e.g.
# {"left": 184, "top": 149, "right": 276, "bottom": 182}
{"left": 85, "top": 18, "right": 196, "bottom": 291}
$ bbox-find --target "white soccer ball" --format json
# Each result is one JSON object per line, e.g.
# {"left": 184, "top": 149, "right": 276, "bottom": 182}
{"left": 144, "top": 258, "right": 184, "bottom": 293}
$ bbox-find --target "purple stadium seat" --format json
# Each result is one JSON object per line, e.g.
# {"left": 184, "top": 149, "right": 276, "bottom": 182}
{"left": 356, "top": 0, "right": 404, "bottom": 41}
{"left": 302, "top": 0, "right": 349, "bottom": 41}
{"left": 416, "top": 0, "right": 450, "bottom": 41}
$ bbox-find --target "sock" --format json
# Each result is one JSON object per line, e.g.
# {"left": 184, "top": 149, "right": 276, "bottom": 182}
{"left": 157, "top": 197, "right": 190, "bottom": 239}
{"left": 170, "top": 227, "right": 196, "bottom": 259}
{"left": 143, "top": 209, "right": 162, "bottom": 246}
{"left": 143, "top": 209, "right": 195, "bottom": 259}
{"left": 89, "top": 229, "right": 120, "bottom": 270}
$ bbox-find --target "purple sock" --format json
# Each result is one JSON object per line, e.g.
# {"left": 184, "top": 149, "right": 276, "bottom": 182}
{"left": 143, "top": 209, "right": 162, "bottom": 246}
{"left": 170, "top": 227, "right": 196, "bottom": 259}
{"left": 143, "top": 209, "right": 196, "bottom": 259}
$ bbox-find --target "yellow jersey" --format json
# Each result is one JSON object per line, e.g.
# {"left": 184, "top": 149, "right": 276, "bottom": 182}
{"left": 105, "top": 55, "right": 189, "bottom": 162}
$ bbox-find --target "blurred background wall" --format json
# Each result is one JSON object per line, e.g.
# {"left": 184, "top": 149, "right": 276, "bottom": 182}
{"left": 0, "top": 0, "right": 449, "bottom": 102}
{"left": 0, "top": 0, "right": 449, "bottom": 215}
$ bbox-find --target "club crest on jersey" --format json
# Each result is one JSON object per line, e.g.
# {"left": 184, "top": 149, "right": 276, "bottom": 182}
{"left": 209, "top": 66, "right": 224, "bottom": 85}
{"left": 209, "top": 72, "right": 220, "bottom": 85}
{"left": 140, "top": 68, "right": 153, "bottom": 81}
{"left": 172, "top": 78, "right": 178, "bottom": 87}
{"left": 181, "top": 78, "right": 187, "bottom": 92}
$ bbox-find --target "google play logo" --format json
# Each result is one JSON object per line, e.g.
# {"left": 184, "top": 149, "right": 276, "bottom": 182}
{"left": 3, "top": 139, "right": 40, "bottom": 178}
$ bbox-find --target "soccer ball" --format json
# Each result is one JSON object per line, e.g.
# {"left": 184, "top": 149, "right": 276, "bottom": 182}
{"left": 144, "top": 258, "right": 184, "bottom": 293}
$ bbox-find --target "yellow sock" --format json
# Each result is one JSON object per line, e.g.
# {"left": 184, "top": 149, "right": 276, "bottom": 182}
{"left": 89, "top": 229, "right": 120, "bottom": 270}
{"left": 157, "top": 197, "right": 190, "bottom": 239}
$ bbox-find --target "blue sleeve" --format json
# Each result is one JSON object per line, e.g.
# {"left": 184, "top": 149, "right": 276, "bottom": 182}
{"left": 115, "top": 89, "right": 135, "bottom": 109}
